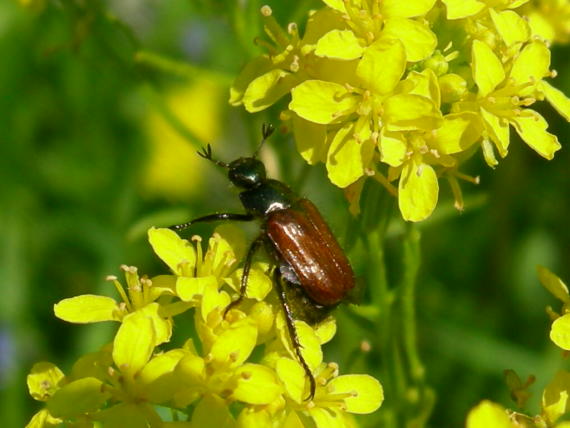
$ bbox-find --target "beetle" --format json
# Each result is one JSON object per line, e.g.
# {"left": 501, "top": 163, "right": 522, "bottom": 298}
{"left": 169, "top": 123, "right": 355, "bottom": 399}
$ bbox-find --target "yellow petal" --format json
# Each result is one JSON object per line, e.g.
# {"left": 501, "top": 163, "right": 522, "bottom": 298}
{"left": 541, "top": 81, "right": 570, "bottom": 121}
{"left": 551, "top": 314, "right": 570, "bottom": 350}
{"left": 25, "top": 409, "right": 61, "bottom": 428}
{"left": 382, "top": 18, "right": 437, "bottom": 62}
{"left": 472, "top": 40, "right": 505, "bottom": 97}
{"left": 177, "top": 276, "right": 216, "bottom": 302}
{"left": 140, "top": 302, "right": 172, "bottom": 345}
{"left": 113, "top": 311, "right": 156, "bottom": 376}
{"left": 526, "top": 11, "right": 555, "bottom": 43}
{"left": 480, "top": 108, "right": 509, "bottom": 157}
{"left": 356, "top": 38, "right": 406, "bottom": 94}
{"left": 47, "top": 377, "right": 107, "bottom": 419}
{"left": 230, "top": 56, "right": 273, "bottom": 106}
{"left": 537, "top": 266, "right": 570, "bottom": 303}
{"left": 201, "top": 281, "right": 231, "bottom": 321}
{"left": 321, "top": 0, "right": 345, "bottom": 13}
{"left": 466, "top": 400, "right": 512, "bottom": 428}
{"left": 243, "top": 69, "right": 299, "bottom": 113}
{"left": 510, "top": 41, "right": 550, "bottom": 89}
{"left": 542, "top": 370, "right": 570, "bottom": 424}
{"left": 441, "top": 0, "right": 485, "bottom": 20}
{"left": 237, "top": 408, "right": 272, "bottom": 428}
{"left": 282, "top": 410, "right": 304, "bottom": 428}
{"left": 139, "top": 349, "right": 186, "bottom": 404}
{"left": 315, "top": 29, "right": 364, "bottom": 60}
{"left": 232, "top": 363, "right": 282, "bottom": 404}
{"left": 313, "top": 317, "right": 337, "bottom": 344}
{"left": 489, "top": 9, "right": 530, "bottom": 47}
{"left": 276, "top": 357, "right": 305, "bottom": 403}
{"left": 405, "top": 69, "right": 441, "bottom": 108}
{"left": 210, "top": 319, "right": 257, "bottom": 367}
{"left": 148, "top": 227, "right": 196, "bottom": 276}
{"left": 95, "top": 402, "right": 159, "bottom": 428}
{"left": 398, "top": 160, "right": 438, "bottom": 222}
{"left": 27, "top": 362, "right": 65, "bottom": 401}
{"left": 226, "top": 266, "right": 272, "bottom": 300}
{"left": 328, "top": 374, "right": 384, "bottom": 414}
{"left": 381, "top": 0, "right": 436, "bottom": 18}
{"left": 384, "top": 94, "right": 442, "bottom": 131}
{"left": 54, "top": 295, "right": 119, "bottom": 323}
{"left": 191, "top": 395, "right": 235, "bottom": 428}
{"left": 379, "top": 129, "right": 407, "bottom": 167}
{"left": 292, "top": 114, "right": 328, "bottom": 165}
{"left": 511, "top": 111, "right": 561, "bottom": 160}
{"left": 308, "top": 407, "right": 345, "bottom": 428}
{"left": 290, "top": 80, "right": 357, "bottom": 124}
{"left": 326, "top": 124, "right": 373, "bottom": 188}
{"left": 434, "top": 112, "right": 482, "bottom": 154}
{"left": 302, "top": 8, "right": 346, "bottom": 45}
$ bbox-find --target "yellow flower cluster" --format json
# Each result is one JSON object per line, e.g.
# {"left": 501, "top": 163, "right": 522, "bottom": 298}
{"left": 231, "top": 0, "right": 570, "bottom": 221}
{"left": 26, "top": 227, "right": 383, "bottom": 427}
{"left": 465, "top": 267, "right": 570, "bottom": 427}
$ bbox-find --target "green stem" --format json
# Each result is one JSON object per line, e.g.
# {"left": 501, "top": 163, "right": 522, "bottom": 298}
{"left": 134, "top": 50, "right": 233, "bottom": 85}
{"left": 400, "top": 224, "right": 424, "bottom": 382}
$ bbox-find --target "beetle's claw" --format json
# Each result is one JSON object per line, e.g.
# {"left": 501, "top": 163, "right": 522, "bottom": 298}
{"left": 261, "top": 123, "right": 275, "bottom": 140}
{"left": 197, "top": 144, "right": 212, "bottom": 160}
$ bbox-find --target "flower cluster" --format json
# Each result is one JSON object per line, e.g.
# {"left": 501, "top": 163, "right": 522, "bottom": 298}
{"left": 465, "top": 267, "right": 570, "bottom": 427}
{"left": 231, "top": 0, "right": 570, "bottom": 221}
{"left": 26, "top": 226, "right": 383, "bottom": 427}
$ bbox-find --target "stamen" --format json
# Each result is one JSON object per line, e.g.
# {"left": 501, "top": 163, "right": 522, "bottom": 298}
{"left": 261, "top": 5, "right": 290, "bottom": 48}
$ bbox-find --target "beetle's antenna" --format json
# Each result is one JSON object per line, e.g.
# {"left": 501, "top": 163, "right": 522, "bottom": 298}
{"left": 197, "top": 144, "right": 229, "bottom": 168}
{"left": 253, "top": 122, "right": 275, "bottom": 157}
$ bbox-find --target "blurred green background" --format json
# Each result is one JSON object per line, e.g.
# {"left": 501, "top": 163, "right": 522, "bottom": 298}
{"left": 1, "top": 0, "right": 569, "bottom": 426}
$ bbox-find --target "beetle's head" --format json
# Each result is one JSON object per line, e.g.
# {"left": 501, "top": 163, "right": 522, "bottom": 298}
{"left": 197, "top": 123, "right": 275, "bottom": 189}
{"left": 228, "top": 157, "right": 266, "bottom": 189}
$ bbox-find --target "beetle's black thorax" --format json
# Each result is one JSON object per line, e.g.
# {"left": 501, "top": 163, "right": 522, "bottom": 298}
{"left": 239, "top": 179, "right": 298, "bottom": 217}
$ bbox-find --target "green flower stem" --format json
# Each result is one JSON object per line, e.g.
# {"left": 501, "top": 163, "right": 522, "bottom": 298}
{"left": 400, "top": 224, "right": 423, "bottom": 382}
{"left": 134, "top": 50, "right": 233, "bottom": 85}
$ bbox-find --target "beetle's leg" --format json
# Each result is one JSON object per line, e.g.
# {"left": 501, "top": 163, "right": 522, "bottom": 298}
{"left": 273, "top": 267, "right": 317, "bottom": 401}
{"left": 169, "top": 213, "right": 254, "bottom": 232}
{"left": 224, "top": 234, "right": 266, "bottom": 315}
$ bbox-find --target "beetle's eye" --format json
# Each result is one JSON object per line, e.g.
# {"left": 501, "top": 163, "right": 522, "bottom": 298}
{"left": 228, "top": 158, "right": 266, "bottom": 189}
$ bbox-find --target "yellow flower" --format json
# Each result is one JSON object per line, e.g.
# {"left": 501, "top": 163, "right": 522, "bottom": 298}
{"left": 466, "top": 400, "right": 514, "bottom": 428}
{"left": 522, "top": 0, "right": 570, "bottom": 44}
{"left": 465, "top": 39, "right": 562, "bottom": 166}
{"left": 143, "top": 79, "right": 224, "bottom": 201}
{"left": 26, "top": 226, "right": 384, "bottom": 426}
